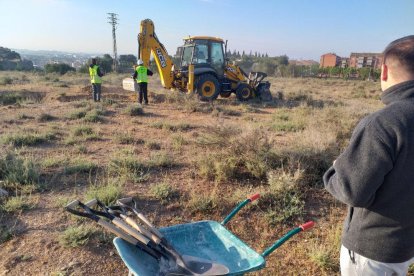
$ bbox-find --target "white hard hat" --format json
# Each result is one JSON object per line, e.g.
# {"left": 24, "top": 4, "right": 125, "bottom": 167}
{"left": 137, "top": 59, "right": 144, "bottom": 65}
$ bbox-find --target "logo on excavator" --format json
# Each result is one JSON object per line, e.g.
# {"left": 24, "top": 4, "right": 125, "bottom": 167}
{"left": 156, "top": 48, "right": 167, "bottom": 68}
{"left": 226, "top": 66, "right": 236, "bottom": 73}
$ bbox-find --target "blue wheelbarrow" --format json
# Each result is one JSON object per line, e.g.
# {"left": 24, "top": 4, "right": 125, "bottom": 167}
{"left": 113, "top": 193, "right": 314, "bottom": 275}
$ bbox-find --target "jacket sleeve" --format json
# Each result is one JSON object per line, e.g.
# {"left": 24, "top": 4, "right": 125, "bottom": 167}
{"left": 147, "top": 69, "right": 153, "bottom": 76}
{"left": 323, "top": 118, "right": 394, "bottom": 207}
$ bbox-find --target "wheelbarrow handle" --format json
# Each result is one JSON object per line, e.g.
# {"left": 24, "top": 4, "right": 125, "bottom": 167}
{"left": 261, "top": 221, "right": 315, "bottom": 258}
{"left": 221, "top": 193, "right": 260, "bottom": 226}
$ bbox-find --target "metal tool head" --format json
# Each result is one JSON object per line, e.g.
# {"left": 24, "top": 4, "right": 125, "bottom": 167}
{"left": 164, "top": 254, "right": 229, "bottom": 275}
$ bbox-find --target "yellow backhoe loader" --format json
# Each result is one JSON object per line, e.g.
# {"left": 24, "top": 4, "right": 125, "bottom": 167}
{"left": 123, "top": 19, "right": 272, "bottom": 102}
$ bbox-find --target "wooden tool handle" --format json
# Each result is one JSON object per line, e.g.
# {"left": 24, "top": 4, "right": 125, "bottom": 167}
{"left": 112, "top": 217, "right": 150, "bottom": 245}
{"left": 137, "top": 213, "right": 164, "bottom": 239}
{"left": 66, "top": 200, "right": 80, "bottom": 209}
{"left": 123, "top": 215, "right": 162, "bottom": 244}
{"left": 97, "top": 219, "right": 138, "bottom": 245}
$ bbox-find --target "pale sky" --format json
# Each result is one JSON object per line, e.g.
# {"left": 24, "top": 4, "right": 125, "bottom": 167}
{"left": 0, "top": 0, "right": 413, "bottom": 60}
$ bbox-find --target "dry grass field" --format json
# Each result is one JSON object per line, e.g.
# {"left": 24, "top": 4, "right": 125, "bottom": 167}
{"left": 0, "top": 71, "right": 389, "bottom": 275}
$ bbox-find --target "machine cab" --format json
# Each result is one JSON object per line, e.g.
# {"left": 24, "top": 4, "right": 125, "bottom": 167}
{"left": 178, "top": 36, "right": 225, "bottom": 77}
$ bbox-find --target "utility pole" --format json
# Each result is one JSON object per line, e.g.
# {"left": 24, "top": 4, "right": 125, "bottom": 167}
{"left": 107, "top": 13, "right": 119, "bottom": 72}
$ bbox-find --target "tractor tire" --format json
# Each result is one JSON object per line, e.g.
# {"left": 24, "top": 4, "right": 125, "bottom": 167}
{"left": 220, "top": 91, "right": 232, "bottom": 98}
{"left": 196, "top": 74, "right": 220, "bottom": 102}
{"left": 236, "top": 83, "right": 253, "bottom": 101}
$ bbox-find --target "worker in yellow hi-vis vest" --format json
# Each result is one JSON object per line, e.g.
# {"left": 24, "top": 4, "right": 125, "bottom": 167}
{"left": 132, "top": 59, "right": 153, "bottom": 105}
{"left": 89, "top": 58, "right": 104, "bottom": 102}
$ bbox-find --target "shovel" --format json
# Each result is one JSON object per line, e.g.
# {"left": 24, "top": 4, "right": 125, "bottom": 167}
{"left": 65, "top": 200, "right": 161, "bottom": 260}
{"left": 116, "top": 197, "right": 230, "bottom": 275}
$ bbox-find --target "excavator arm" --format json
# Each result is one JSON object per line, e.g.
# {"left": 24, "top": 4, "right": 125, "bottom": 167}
{"left": 138, "top": 19, "right": 174, "bottom": 89}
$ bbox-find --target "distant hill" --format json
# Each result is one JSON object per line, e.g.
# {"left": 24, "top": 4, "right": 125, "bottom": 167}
{"left": 289, "top": 60, "right": 319, "bottom": 66}
{"left": 12, "top": 49, "right": 101, "bottom": 69}
{"left": 0, "top": 47, "right": 34, "bottom": 71}
{"left": 13, "top": 48, "right": 101, "bottom": 57}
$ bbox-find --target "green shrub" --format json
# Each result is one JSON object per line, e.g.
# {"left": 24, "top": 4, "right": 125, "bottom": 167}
{"left": 83, "top": 110, "right": 104, "bottom": 123}
{"left": 76, "top": 145, "right": 88, "bottom": 154}
{"left": 0, "top": 91, "right": 43, "bottom": 105}
{"left": 85, "top": 180, "right": 122, "bottom": 206}
{"left": 196, "top": 126, "right": 241, "bottom": 147}
{"left": 72, "top": 101, "right": 89, "bottom": 108}
{"left": 68, "top": 109, "right": 87, "bottom": 120}
{"left": 271, "top": 121, "right": 305, "bottom": 132}
{"left": 309, "top": 247, "right": 339, "bottom": 272}
{"left": 171, "top": 134, "right": 188, "bottom": 151}
{"left": 262, "top": 191, "right": 305, "bottom": 225}
{"left": 0, "top": 226, "right": 13, "bottom": 244}
{"left": 109, "top": 155, "right": 149, "bottom": 183}
{"left": 212, "top": 106, "right": 241, "bottom": 117}
{"left": 150, "top": 122, "right": 193, "bottom": 132}
{"left": 110, "top": 155, "right": 146, "bottom": 173}
{"left": 2, "top": 195, "right": 36, "bottom": 212}
{"left": 145, "top": 140, "right": 161, "bottom": 150}
{"left": 125, "top": 105, "right": 144, "bottom": 116}
{"left": 259, "top": 169, "right": 306, "bottom": 225}
{"left": 59, "top": 225, "right": 95, "bottom": 248}
{"left": 308, "top": 223, "right": 341, "bottom": 272}
{"left": 2, "top": 132, "right": 54, "bottom": 147}
{"left": 148, "top": 152, "right": 175, "bottom": 168}
{"left": 0, "top": 76, "right": 13, "bottom": 85}
{"left": 17, "top": 113, "right": 33, "bottom": 120}
{"left": 0, "top": 92, "right": 22, "bottom": 105}
{"left": 168, "top": 123, "right": 193, "bottom": 132}
{"left": 38, "top": 113, "right": 56, "bottom": 122}
{"left": 73, "top": 126, "right": 94, "bottom": 136}
{"left": 115, "top": 133, "right": 140, "bottom": 145}
{"left": 271, "top": 110, "right": 306, "bottom": 132}
{"left": 196, "top": 130, "right": 278, "bottom": 182}
{"left": 103, "top": 98, "right": 118, "bottom": 106}
{"left": 0, "top": 152, "right": 39, "bottom": 189}
{"left": 64, "top": 160, "right": 97, "bottom": 174}
{"left": 197, "top": 153, "right": 238, "bottom": 182}
{"left": 187, "top": 193, "right": 217, "bottom": 214}
{"left": 44, "top": 63, "right": 75, "bottom": 75}
{"left": 150, "top": 181, "right": 179, "bottom": 204}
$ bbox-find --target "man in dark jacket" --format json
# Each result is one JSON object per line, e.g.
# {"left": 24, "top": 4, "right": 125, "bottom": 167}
{"left": 89, "top": 58, "right": 104, "bottom": 102}
{"left": 323, "top": 35, "right": 414, "bottom": 275}
{"left": 132, "top": 59, "right": 153, "bottom": 105}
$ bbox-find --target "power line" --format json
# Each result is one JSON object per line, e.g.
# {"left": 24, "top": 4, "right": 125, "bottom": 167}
{"left": 107, "top": 12, "right": 119, "bottom": 72}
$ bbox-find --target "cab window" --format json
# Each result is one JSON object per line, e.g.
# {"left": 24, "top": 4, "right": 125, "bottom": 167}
{"left": 211, "top": 42, "right": 224, "bottom": 65}
{"left": 193, "top": 44, "right": 208, "bottom": 64}
{"left": 181, "top": 46, "right": 193, "bottom": 67}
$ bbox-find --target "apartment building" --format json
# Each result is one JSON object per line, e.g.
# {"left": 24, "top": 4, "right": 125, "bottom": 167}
{"left": 319, "top": 53, "right": 340, "bottom": 68}
{"left": 349, "top": 53, "right": 383, "bottom": 69}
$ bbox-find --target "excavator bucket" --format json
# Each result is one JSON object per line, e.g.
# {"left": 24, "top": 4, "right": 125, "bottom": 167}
{"left": 248, "top": 72, "right": 273, "bottom": 102}
{"left": 256, "top": 82, "right": 273, "bottom": 102}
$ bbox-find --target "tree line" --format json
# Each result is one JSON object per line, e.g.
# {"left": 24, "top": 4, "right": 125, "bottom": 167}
{"left": 1, "top": 46, "right": 380, "bottom": 81}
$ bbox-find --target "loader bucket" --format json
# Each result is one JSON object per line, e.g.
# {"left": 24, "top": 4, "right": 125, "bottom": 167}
{"left": 257, "top": 82, "right": 272, "bottom": 102}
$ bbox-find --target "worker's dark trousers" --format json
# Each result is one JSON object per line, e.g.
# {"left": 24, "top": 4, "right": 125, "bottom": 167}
{"left": 92, "top": 83, "right": 101, "bottom": 102}
{"left": 138, "top": 82, "right": 148, "bottom": 104}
